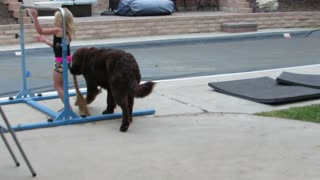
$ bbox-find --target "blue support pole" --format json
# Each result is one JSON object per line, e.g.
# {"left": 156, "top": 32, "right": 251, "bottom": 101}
{"left": 55, "top": 8, "right": 79, "bottom": 121}
{"left": 16, "top": 7, "right": 35, "bottom": 99}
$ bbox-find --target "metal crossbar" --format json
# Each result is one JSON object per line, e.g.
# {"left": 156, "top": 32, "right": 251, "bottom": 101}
{"left": 0, "top": 106, "right": 37, "bottom": 177}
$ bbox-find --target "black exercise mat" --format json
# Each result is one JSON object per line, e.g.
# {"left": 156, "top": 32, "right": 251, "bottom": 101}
{"left": 276, "top": 72, "right": 320, "bottom": 89}
{"left": 208, "top": 77, "right": 320, "bottom": 104}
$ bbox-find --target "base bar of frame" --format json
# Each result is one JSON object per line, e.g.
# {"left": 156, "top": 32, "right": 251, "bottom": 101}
{"left": 12, "top": 109, "right": 156, "bottom": 131}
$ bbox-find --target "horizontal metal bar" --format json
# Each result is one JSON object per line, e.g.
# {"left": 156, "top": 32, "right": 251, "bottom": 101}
{"left": 0, "top": 99, "right": 24, "bottom": 105}
{"left": 0, "top": 91, "right": 79, "bottom": 105}
{"left": 21, "top": 4, "right": 62, "bottom": 11}
{"left": 23, "top": 99, "right": 58, "bottom": 118}
{"left": 11, "top": 109, "right": 156, "bottom": 131}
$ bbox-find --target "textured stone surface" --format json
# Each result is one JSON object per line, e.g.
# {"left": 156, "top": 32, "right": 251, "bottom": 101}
{"left": 0, "top": 2, "right": 17, "bottom": 25}
{"left": 222, "top": 22, "right": 257, "bottom": 32}
{"left": 0, "top": 11, "right": 319, "bottom": 46}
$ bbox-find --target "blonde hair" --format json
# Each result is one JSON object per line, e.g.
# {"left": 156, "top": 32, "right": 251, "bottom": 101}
{"left": 54, "top": 8, "right": 76, "bottom": 36}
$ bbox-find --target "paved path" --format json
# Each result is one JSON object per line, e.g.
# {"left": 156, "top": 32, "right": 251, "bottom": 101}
{"left": 0, "top": 28, "right": 319, "bottom": 97}
{"left": 0, "top": 30, "right": 320, "bottom": 180}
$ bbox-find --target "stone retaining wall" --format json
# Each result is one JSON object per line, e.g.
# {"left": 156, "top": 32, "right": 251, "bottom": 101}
{"left": 0, "top": 11, "right": 319, "bottom": 46}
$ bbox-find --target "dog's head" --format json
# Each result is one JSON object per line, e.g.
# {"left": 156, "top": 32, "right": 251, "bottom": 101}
{"left": 70, "top": 47, "right": 97, "bottom": 75}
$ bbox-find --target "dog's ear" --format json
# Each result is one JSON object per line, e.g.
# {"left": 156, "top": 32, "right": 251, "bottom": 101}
{"left": 72, "top": 47, "right": 93, "bottom": 74}
{"left": 70, "top": 48, "right": 84, "bottom": 75}
{"left": 78, "top": 47, "right": 89, "bottom": 74}
{"left": 80, "top": 47, "right": 97, "bottom": 73}
{"left": 71, "top": 47, "right": 99, "bottom": 75}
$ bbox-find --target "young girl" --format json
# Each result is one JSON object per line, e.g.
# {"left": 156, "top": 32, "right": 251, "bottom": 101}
{"left": 29, "top": 8, "right": 76, "bottom": 111}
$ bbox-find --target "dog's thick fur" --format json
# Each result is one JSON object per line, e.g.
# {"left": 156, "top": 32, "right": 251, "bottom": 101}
{"left": 70, "top": 47, "right": 155, "bottom": 132}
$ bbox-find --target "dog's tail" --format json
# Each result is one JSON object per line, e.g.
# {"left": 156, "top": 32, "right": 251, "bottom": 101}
{"left": 134, "top": 81, "right": 155, "bottom": 98}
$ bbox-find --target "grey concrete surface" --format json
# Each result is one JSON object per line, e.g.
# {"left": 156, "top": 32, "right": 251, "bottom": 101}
{"left": 1, "top": 28, "right": 319, "bottom": 97}
{"left": 0, "top": 30, "right": 320, "bottom": 180}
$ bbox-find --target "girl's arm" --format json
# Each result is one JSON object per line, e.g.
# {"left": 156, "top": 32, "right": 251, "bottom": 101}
{"left": 36, "top": 35, "right": 53, "bottom": 47}
{"left": 29, "top": 9, "right": 61, "bottom": 35}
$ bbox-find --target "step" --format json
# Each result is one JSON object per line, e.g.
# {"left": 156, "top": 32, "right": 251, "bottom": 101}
{"left": 8, "top": 2, "right": 21, "bottom": 11}
{"left": 237, "top": 8, "right": 253, "bottom": 13}
{"left": 2, "top": 0, "right": 19, "bottom": 4}
{"left": 237, "top": 2, "right": 250, "bottom": 8}
{"left": 12, "top": 9, "right": 28, "bottom": 19}
{"left": 23, "top": 16, "right": 32, "bottom": 24}
{"left": 221, "top": 22, "right": 257, "bottom": 33}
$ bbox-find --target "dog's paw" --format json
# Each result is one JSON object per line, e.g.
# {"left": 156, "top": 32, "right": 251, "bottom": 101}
{"left": 102, "top": 107, "right": 114, "bottom": 114}
{"left": 80, "top": 114, "right": 87, "bottom": 118}
{"left": 119, "top": 122, "right": 130, "bottom": 132}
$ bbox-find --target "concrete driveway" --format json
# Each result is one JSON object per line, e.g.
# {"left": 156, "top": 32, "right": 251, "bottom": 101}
{"left": 1, "top": 63, "right": 320, "bottom": 180}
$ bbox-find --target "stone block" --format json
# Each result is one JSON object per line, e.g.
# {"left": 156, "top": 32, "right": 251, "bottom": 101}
{"left": 222, "top": 22, "right": 257, "bottom": 33}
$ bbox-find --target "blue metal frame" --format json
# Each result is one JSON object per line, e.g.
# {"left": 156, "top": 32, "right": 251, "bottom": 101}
{"left": 16, "top": 8, "right": 34, "bottom": 99}
{"left": 15, "top": 5, "right": 79, "bottom": 121}
{"left": 0, "top": 5, "right": 155, "bottom": 131}
{"left": 12, "top": 109, "right": 155, "bottom": 131}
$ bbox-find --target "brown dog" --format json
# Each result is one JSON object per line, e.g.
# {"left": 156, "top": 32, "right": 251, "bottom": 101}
{"left": 70, "top": 47, "right": 155, "bottom": 132}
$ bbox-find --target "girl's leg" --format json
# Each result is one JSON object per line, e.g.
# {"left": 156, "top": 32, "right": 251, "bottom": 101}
{"left": 53, "top": 62, "right": 73, "bottom": 111}
{"left": 53, "top": 70, "right": 65, "bottom": 103}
